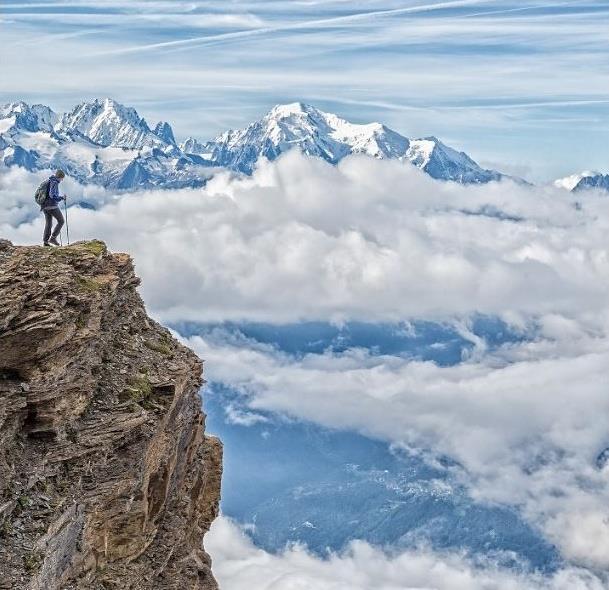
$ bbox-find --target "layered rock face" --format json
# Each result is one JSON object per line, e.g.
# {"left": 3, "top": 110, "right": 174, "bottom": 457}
{"left": 0, "top": 240, "right": 222, "bottom": 589}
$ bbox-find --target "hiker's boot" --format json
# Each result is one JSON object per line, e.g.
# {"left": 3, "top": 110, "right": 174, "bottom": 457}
{"left": 43, "top": 242, "right": 52, "bottom": 247}
{"left": 49, "top": 236, "right": 60, "bottom": 246}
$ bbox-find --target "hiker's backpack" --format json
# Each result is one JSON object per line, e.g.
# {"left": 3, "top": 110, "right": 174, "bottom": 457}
{"left": 34, "top": 179, "right": 50, "bottom": 206}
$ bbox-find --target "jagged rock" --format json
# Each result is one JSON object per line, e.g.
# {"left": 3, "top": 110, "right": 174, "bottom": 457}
{"left": 0, "top": 240, "right": 222, "bottom": 589}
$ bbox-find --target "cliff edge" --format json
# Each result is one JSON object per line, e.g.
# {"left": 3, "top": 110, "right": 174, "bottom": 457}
{"left": 0, "top": 240, "right": 222, "bottom": 589}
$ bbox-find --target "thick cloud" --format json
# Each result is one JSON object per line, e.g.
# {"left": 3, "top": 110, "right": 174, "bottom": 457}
{"left": 206, "top": 516, "right": 606, "bottom": 590}
{"left": 185, "top": 327, "right": 609, "bottom": 570}
{"left": 2, "top": 153, "right": 608, "bottom": 324}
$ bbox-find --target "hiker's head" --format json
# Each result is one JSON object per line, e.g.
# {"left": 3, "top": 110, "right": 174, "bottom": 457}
{"left": 55, "top": 169, "right": 65, "bottom": 181}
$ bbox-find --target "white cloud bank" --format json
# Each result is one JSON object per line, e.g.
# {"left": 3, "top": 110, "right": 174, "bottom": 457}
{"left": 206, "top": 516, "right": 607, "bottom": 590}
{"left": 2, "top": 153, "right": 608, "bottom": 325}
{"left": 186, "top": 326, "right": 609, "bottom": 571}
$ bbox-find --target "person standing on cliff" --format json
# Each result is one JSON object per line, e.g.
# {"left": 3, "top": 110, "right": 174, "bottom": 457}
{"left": 40, "top": 169, "right": 67, "bottom": 247}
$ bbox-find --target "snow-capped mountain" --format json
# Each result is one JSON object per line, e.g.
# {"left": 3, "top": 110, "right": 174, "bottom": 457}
{"left": 190, "top": 102, "right": 410, "bottom": 173}
{"left": 188, "top": 102, "right": 503, "bottom": 183}
{"left": 0, "top": 101, "right": 57, "bottom": 134}
{"left": 154, "top": 121, "right": 177, "bottom": 146}
{"left": 405, "top": 136, "right": 502, "bottom": 184}
{"left": 0, "top": 98, "right": 512, "bottom": 190}
{"left": 554, "top": 171, "right": 609, "bottom": 193}
{"left": 179, "top": 137, "right": 209, "bottom": 157}
{"left": 0, "top": 99, "right": 211, "bottom": 189}
{"left": 574, "top": 174, "right": 609, "bottom": 192}
{"left": 55, "top": 98, "right": 169, "bottom": 149}
{"left": 554, "top": 171, "right": 596, "bottom": 191}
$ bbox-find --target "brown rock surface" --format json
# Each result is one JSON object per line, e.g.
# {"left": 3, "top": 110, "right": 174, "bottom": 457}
{"left": 0, "top": 239, "right": 222, "bottom": 589}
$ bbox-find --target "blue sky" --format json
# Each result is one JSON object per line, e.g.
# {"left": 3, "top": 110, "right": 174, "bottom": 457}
{"left": 1, "top": 1, "right": 607, "bottom": 178}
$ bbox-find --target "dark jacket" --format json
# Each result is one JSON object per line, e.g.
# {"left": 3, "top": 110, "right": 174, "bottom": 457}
{"left": 44, "top": 176, "right": 64, "bottom": 209}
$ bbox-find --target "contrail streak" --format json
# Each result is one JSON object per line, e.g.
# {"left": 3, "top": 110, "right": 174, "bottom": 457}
{"left": 89, "top": 0, "right": 502, "bottom": 57}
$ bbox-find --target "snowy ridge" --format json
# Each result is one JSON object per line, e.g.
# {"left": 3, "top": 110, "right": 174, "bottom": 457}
{"left": 1, "top": 98, "right": 521, "bottom": 190}
{"left": 0, "top": 102, "right": 56, "bottom": 133}
{"left": 193, "top": 102, "right": 502, "bottom": 183}
{"left": 573, "top": 173, "right": 609, "bottom": 192}
{"left": 154, "top": 121, "right": 177, "bottom": 146}
{"left": 555, "top": 171, "right": 609, "bottom": 193}
{"left": 554, "top": 171, "right": 597, "bottom": 191}
{"left": 55, "top": 98, "right": 169, "bottom": 149}
{"left": 0, "top": 99, "right": 210, "bottom": 189}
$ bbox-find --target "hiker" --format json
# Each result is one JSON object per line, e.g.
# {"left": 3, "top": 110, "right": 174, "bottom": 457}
{"left": 38, "top": 170, "right": 68, "bottom": 246}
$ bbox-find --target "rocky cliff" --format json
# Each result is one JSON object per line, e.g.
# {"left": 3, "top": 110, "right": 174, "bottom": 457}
{"left": 0, "top": 240, "right": 222, "bottom": 589}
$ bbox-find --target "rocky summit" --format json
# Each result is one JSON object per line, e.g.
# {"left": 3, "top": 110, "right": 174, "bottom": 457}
{"left": 0, "top": 240, "right": 222, "bottom": 589}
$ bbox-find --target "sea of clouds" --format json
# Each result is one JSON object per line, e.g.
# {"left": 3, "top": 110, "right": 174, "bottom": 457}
{"left": 206, "top": 516, "right": 605, "bottom": 590}
{"left": 2, "top": 153, "right": 608, "bottom": 588}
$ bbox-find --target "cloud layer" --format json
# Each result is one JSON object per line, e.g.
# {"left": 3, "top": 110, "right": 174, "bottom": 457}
{"left": 185, "top": 323, "right": 609, "bottom": 570}
{"left": 3, "top": 153, "right": 608, "bottom": 325}
{"left": 206, "top": 516, "right": 607, "bottom": 590}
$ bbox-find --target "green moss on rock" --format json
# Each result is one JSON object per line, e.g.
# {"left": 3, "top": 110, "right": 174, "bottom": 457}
{"left": 75, "top": 275, "right": 103, "bottom": 293}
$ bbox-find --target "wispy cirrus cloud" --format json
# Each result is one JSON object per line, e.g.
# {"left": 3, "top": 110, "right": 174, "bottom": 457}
{"left": 1, "top": 1, "right": 607, "bottom": 178}
{"left": 84, "top": 0, "right": 504, "bottom": 57}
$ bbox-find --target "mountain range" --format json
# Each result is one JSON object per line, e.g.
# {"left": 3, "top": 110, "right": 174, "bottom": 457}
{"left": 0, "top": 98, "right": 604, "bottom": 192}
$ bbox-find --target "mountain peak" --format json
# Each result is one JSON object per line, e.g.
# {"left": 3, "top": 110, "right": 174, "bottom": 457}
{"left": 554, "top": 171, "right": 599, "bottom": 191}
{"left": 0, "top": 101, "right": 29, "bottom": 115}
{"left": 180, "top": 136, "right": 206, "bottom": 154}
{"left": 72, "top": 97, "right": 143, "bottom": 127}
{"left": 154, "top": 121, "right": 176, "bottom": 145}
{"left": 0, "top": 101, "right": 57, "bottom": 133}
{"left": 572, "top": 172, "right": 609, "bottom": 192}
{"left": 57, "top": 98, "right": 169, "bottom": 149}
{"left": 267, "top": 102, "right": 312, "bottom": 119}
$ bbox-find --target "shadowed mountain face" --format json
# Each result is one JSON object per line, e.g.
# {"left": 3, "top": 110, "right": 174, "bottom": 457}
{"left": 0, "top": 99, "right": 509, "bottom": 189}
{"left": 554, "top": 171, "right": 609, "bottom": 193}
{"left": 573, "top": 173, "right": 609, "bottom": 192}
{"left": 175, "top": 319, "right": 560, "bottom": 574}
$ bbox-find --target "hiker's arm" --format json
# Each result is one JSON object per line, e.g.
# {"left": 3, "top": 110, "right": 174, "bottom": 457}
{"left": 49, "top": 180, "right": 61, "bottom": 202}
{"left": 49, "top": 182, "right": 64, "bottom": 203}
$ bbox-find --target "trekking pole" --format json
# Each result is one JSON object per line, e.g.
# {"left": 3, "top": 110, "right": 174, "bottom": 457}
{"left": 64, "top": 197, "right": 70, "bottom": 245}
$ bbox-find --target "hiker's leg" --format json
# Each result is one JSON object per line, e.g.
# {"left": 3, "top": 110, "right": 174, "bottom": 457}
{"left": 50, "top": 208, "right": 64, "bottom": 238}
{"left": 43, "top": 210, "right": 53, "bottom": 243}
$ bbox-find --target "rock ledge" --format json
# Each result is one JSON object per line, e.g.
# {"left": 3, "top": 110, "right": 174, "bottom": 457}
{"left": 0, "top": 240, "right": 221, "bottom": 589}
